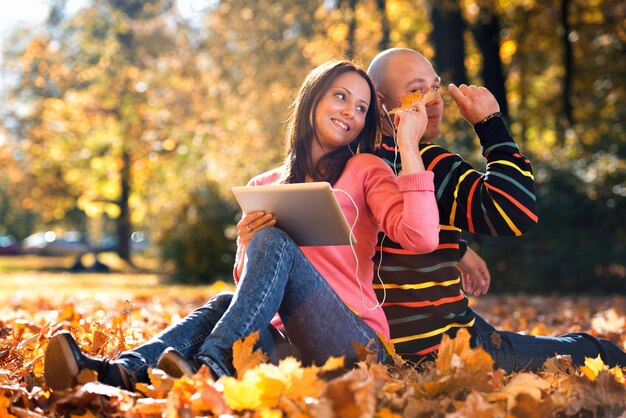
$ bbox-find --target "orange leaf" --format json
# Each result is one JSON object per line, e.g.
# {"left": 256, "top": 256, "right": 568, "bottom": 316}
{"left": 232, "top": 331, "right": 269, "bottom": 378}
{"left": 388, "top": 90, "right": 436, "bottom": 114}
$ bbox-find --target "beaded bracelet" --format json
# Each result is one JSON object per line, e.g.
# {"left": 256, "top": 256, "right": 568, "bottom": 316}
{"left": 476, "top": 112, "right": 502, "bottom": 125}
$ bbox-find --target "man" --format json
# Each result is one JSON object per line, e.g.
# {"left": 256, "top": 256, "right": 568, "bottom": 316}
{"left": 368, "top": 48, "right": 626, "bottom": 372}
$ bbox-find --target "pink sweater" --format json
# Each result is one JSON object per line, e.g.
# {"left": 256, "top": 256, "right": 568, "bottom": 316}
{"left": 233, "top": 154, "right": 439, "bottom": 340}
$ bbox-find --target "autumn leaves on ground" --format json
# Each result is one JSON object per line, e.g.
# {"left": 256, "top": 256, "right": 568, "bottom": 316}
{"left": 1, "top": 257, "right": 625, "bottom": 417}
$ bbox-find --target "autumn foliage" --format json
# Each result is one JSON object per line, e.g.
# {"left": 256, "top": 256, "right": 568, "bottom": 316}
{"left": 0, "top": 289, "right": 625, "bottom": 417}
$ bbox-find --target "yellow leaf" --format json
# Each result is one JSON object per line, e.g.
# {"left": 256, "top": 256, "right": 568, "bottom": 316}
{"left": 232, "top": 331, "right": 269, "bottom": 378}
{"left": 221, "top": 374, "right": 263, "bottom": 411}
{"left": 259, "top": 408, "right": 283, "bottom": 418}
{"left": 580, "top": 355, "right": 607, "bottom": 381}
{"left": 277, "top": 359, "right": 325, "bottom": 400}
{"left": 321, "top": 356, "right": 345, "bottom": 372}
{"left": 377, "top": 333, "right": 404, "bottom": 365}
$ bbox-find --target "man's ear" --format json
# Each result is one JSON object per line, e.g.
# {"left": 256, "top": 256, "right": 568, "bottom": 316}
{"left": 376, "top": 90, "right": 387, "bottom": 113}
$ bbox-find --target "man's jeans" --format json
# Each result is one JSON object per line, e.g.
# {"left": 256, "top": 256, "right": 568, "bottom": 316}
{"left": 471, "top": 308, "right": 626, "bottom": 372}
{"left": 116, "top": 227, "right": 387, "bottom": 382}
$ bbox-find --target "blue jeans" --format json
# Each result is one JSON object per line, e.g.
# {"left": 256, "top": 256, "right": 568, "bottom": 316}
{"left": 470, "top": 308, "right": 626, "bottom": 372}
{"left": 116, "top": 227, "right": 387, "bottom": 381}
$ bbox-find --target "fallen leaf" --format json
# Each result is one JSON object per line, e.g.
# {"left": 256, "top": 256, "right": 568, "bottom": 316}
{"left": 232, "top": 331, "right": 269, "bottom": 378}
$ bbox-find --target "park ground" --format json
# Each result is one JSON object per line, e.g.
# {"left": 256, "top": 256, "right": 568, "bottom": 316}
{"left": 0, "top": 255, "right": 625, "bottom": 417}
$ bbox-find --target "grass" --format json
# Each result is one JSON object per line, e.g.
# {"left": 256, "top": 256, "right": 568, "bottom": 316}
{"left": 0, "top": 254, "right": 230, "bottom": 301}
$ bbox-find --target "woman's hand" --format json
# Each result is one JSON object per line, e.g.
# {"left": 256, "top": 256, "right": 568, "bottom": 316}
{"left": 393, "top": 101, "right": 428, "bottom": 173}
{"left": 237, "top": 211, "right": 276, "bottom": 247}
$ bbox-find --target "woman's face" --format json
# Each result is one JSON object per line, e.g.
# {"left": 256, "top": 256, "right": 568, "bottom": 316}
{"left": 313, "top": 71, "right": 371, "bottom": 153}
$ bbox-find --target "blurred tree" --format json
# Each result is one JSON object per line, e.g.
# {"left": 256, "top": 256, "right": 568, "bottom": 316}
{"left": 6, "top": 0, "right": 219, "bottom": 263}
{"left": 430, "top": 0, "right": 468, "bottom": 86}
{"left": 159, "top": 181, "right": 237, "bottom": 283}
{"left": 468, "top": 1, "right": 509, "bottom": 118}
{"left": 1, "top": 0, "right": 623, "bottom": 288}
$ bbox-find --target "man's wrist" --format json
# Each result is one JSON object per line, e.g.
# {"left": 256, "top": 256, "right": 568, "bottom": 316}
{"left": 474, "top": 112, "right": 502, "bottom": 127}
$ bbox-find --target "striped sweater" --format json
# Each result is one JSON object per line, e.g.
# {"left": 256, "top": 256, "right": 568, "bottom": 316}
{"left": 373, "top": 116, "right": 537, "bottom": 361}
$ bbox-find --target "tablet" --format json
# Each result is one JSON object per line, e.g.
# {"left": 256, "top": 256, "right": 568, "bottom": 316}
{"left": 232, "top": 182, "right": 356, "bottom": 246}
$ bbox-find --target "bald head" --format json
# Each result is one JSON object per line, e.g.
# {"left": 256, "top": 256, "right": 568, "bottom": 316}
{"left": 367, "top": 48, "right": 443, "bottom": 140}
{"left": 368, "top": 48, "right": 433, "bottom": 95}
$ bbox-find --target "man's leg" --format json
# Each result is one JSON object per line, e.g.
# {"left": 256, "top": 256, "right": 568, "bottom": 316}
{"left": 471, "top": 309, "right": 626, "bottom": 372}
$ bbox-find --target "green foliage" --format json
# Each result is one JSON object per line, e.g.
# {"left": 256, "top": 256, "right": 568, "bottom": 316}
{"left": 159, "top": 182, "right": 238, "bottom": 283}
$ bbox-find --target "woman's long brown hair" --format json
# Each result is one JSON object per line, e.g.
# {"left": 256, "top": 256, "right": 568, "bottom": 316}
{"left": 281, "top": 60, "right": 380, "bottom": 185}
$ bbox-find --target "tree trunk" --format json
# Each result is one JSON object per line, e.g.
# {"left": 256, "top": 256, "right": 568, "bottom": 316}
{"left": 430, "top": 0, "right": 468, "bottom": 85}
{"left": 345, "top": 0, "right": 358, "bottom": 59}
{"left": 561, "top": 0, "right": 573, "bottom": 127}
{"left": 375, "top": 0, "right": 390, "bottom": 51}
{"left": 117, "top": 149, "right": 132, "bottom": 263}
{"left": 471, "top": 8, "right": 509, "bottom": 119}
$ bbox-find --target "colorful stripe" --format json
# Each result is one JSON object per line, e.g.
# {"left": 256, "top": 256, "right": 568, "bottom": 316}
{"left": 466, "top": 177, "right": 481, "bottom": 233}
{"left": 383, "top": 292, "right": 465, "bottom": 308}
{"left": 449, "top": 168, "right": 474, "bottom": 226}
{"left": 373, "top": 278, "right": 460, "bottom": 290}
{"left": 487, "top": 160, "right": 534, "bottom": 179}
{"left": 485, "top": 183, "right": 539, "bottom": 223}
{"left": 391, "top": 318, "right": 476, "bottom": 344}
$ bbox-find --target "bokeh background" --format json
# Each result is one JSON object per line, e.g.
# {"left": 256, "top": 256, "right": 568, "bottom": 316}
{"left": 0, "top": 0, "right": 624, "bottom": 293}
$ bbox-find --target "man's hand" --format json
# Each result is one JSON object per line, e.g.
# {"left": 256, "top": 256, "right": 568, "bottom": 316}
{"left": 457, "top": 247, "right": 491, "bottom": 296}
{"left": 448, "top": 84, "right": 500, "bottom": 126}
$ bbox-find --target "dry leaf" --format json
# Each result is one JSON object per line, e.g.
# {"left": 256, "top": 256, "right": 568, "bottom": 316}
{"left": 388, "top": 91, "right": 436, "bottom": 114}
{"left": 489, "top": 332, "right": 501, "bottom": 349}
{"left": 446, "top": 391, "right": 498, "bottom": 418}
{"left": 510, "top": 392, "right": 557, "bottom": 418}
{"left": 232, "top": 331, "right": 269, "bottom": 378}
{"left": 324, "top": 369, "right": 376, "bottom": 418}
{"left": 591, "top": 308, "right": 626, "bottom": 333}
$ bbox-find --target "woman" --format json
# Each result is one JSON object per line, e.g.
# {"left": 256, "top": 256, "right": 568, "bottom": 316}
{"left": 44, "top": 60, "right": 439, "bottom": 391}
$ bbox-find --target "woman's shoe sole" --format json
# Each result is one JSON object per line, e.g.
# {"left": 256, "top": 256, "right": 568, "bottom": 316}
{"left": 157, "top": 350, "right": 196, "bottom": 379}
{"left": 44, "top": 333, "right": 80, "bottom": 391}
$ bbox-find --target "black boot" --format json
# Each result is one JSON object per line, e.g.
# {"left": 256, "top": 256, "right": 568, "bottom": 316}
{"left": 156, "top": 347, "right": 199, "bottom": 379}
{"left": 44, "top": 331, "right": 133, "bottom": 391}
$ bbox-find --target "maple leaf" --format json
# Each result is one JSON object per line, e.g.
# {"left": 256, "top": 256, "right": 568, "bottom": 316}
{"left": 189, "top": 380, "right": 229, "bottom": 416}
{"left": 561, "top": 370, "right": 626, "bottom": 415}
{"left": 221, "top": 371, "right": 267, "bottom": 410}
{"left": 90, "top": 329, "right": 108, "bottom": 355}
{"left": 591, "top": 308, "right": 626, "bottom": 333}
{"left": 323, "top": 368, "right": 376, "bottom": 418}
{"left": 447, "top": 391, "right": 499, "bottom": 418}
{"left": 376, "top": 406, "right": 402, "bottom": 418}
{"left": 135, "top": 367, "right": 173, "bottom": 399}
{"left": 388, "top": 90, "right": 436, "bottom": 114}
{"left": 0, "top": 395, "right": 16, "bottom": 418}
{"left": 321, "top": 356, "right": 345, "bottom": 372}
{"left": 509, "top": 392, "right": 559, "bottom": 418}
{"left": 232, "top": 331, "right": 269, "bottom": 378}
{"left": 486, "top": 372, "right": 552, "bottom": 409}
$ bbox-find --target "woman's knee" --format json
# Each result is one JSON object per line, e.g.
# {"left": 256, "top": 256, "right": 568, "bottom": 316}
{"left": 249, "top": 226, "right": 295, "bottom": 252}
{"left": 252, "top": 226, "right": 289, "bottom": 243}
{"left": 203, "top": 291, "right": 234, "bottom": 311}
